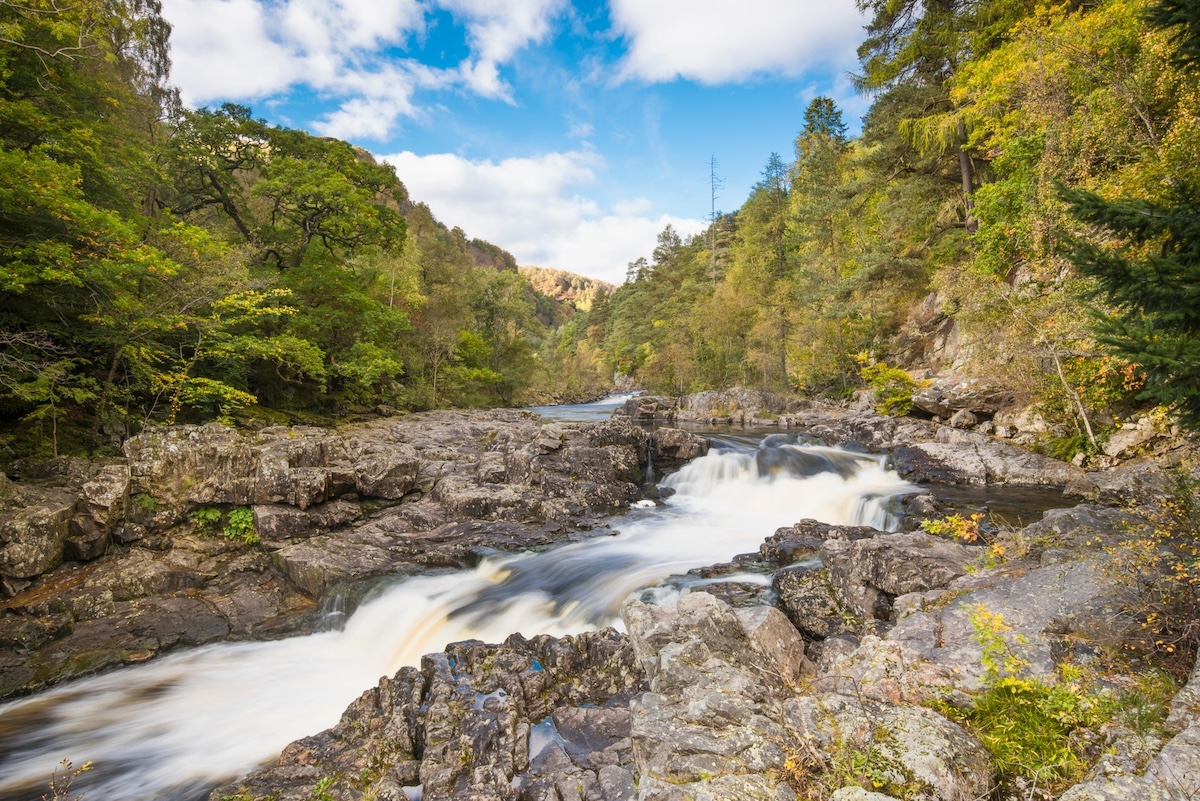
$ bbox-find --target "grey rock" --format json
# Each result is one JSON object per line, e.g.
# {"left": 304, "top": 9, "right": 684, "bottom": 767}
{"left": 208, "top": 630, "right": 645, "bottom": 801}
{"left": 911, "top": 377, "right": 1014, "bottom": 418}
{"left": 830, "top": 789, "right": 904, "bottom": 801}
{"left": 253, "top": 500, "right": 360, "bottom": 544}
{"left": 820, "top": 531, "right": 977, "bottom": 622}
{"left": 649, "top": 427, "right": 709, "bottom": 466}
{"left": 622, "top": 592, "right": 807, "bottom": 801}
{"left": 0, "top": 487, "right": 76, "bottom": 582}
{"left": 774, "top": 567, "right": 850, "bottom": 639}
{"left": 760, "top": 519, "right": 880, "bottom": 567}
{"left": 948, "top": 409, "right": 977, "bottom": 429}
{"left": 66, "top": 463, "right": 129, "bottom": 561}
{"left": 1065, "top": 460, "right": 1177, "bottom": 506}
{"left": 783, "top": 693, "right": 992, "bottom": 801}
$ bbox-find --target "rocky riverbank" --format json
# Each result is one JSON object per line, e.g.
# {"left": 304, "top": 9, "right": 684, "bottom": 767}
{"left": 0, "top": 410, "right": 707, "bottom": 698}
{"left": 213, "top": 454, "right": 1200, "bottom": 801}
{"left": 203, "top": 405, "right": 1199, "bottom": 801}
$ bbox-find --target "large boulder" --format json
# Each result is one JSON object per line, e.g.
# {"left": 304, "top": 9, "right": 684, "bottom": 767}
{"left": 893, "top": 428, "right": 1083, "bottom": 486}
{"left": 623, "top": 592, "right": 810, "bottom": 801}
{"left": 820, "top": 531, "right": 979, "bottom": 621}
{"left": 0, "top": 487, "right": 77, "bottom": 586}
{"left": 910, "top": 377, "right": 1014, "bottom": 419}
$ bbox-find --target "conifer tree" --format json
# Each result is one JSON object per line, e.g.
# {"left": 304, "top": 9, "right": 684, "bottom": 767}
{"left": 1062, "top": 0, "right": 1200, "bottom": 428}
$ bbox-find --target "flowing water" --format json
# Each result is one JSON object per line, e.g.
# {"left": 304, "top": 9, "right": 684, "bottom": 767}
{"left": 0, "top": 427, "right": 915, "bottom": 801}
{"left": 524, "top": 391, "right": 641, "bottom": 422}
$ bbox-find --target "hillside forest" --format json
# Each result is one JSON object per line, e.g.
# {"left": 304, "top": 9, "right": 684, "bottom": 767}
{"left": 2, "top": 0, "right": 1199, "bottom": 458}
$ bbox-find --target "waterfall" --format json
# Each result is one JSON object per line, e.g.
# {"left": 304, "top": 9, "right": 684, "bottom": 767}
{"left": 0, "top": 435, "right": 913, "bottom": 801}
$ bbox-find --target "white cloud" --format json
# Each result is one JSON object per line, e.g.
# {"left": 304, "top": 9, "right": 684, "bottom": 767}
{"left": 610, "top": 0, "right": 865, "bottom": 85}
{"left": 438, "top": 0, "right": 566, "bottom": 98}
{"left": 160, "top": 0, "right": 566, "bottom": 137}
{"left": 380, "top": 150, "right": 705, "bottom": 285}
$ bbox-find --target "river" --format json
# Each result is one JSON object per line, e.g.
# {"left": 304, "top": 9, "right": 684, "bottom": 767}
{"left": 0, "top": 396, "right": 916, "bottom": 801}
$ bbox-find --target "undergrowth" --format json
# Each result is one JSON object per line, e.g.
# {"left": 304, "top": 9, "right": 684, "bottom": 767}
{"left": 932, "top": 606, "right": 1181, "bottom": 800}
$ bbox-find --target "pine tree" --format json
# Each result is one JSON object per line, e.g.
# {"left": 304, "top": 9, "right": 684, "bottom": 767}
{"left": 1061, "top": 0, "right": 1200, "bottom": 428}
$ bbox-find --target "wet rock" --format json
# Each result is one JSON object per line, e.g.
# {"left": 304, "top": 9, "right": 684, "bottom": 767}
{"left": 759, "top": 519, "right": 880, "bottom": 567}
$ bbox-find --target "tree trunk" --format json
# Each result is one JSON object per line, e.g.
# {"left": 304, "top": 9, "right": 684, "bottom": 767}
{"left": 958, "top": 120, "right": 977, "bottom": 233}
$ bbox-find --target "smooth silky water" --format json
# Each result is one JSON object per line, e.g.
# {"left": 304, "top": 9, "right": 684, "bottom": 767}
{"left": 0, "top": 399, "right": 916, "bottom": 801}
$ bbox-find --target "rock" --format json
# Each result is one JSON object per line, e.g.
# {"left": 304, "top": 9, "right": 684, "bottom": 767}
{"left": 820, "top": 532, "right": 978, "bottom": 621}
{"left": 911, "top": 377, "right": 1014, "bottom": 419}
{"left": 773, "top": 568, "right": 850, "bottom": 639}
{"left": 760, "top": 520, "right": 880, "bottom": 567}
{"left": 649, "top": 428, "right": 709, "bottom": 466}
{"left": 209, "top": 630, "right": 646, "bottom": 801}
{"left": 782, "top": 693, "right": 992, "bottom": 801}
{"left": 66, "top": 463, "right": 129, "bottom": 561}
{"left": 253, "top": 500, "right": 361, "bottom": 545}
{"left": 0, "top": 487, "right": 76, "bottom": 583}
{"left": 885, "top": 557, "right": 1138, "bottom": 690}
{"left": 893, "top": 430, "right": 1082, "bottom": 486}
{"left": 622, "top": 592, "right": 808, "bottom": 801}
{"left": 1101, "top": 415, "right": 1163, "bottom": 459}
{"left": 948, "top": 409, "right": 977, "bottom": 429}
{"left": 1064, "top": 460, "right": 1177, "bottom": 506}
{"left": 830, "top": 789, "right": 904, "bottom": 801}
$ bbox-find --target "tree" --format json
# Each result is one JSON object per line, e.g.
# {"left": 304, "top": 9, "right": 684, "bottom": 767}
{"left": 1060, "top": 0, "right": 1200, "bottom": 428}
{"left": 1062, "top": 185, "right": 1200, "bottom": 427}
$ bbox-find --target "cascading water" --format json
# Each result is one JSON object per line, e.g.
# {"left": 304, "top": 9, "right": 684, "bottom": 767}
{"left": 0, "top": 434, "right": 914, "bottom": 801}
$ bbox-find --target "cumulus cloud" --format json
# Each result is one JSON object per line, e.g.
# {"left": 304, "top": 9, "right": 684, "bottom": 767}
{"left": 380, "top": 150, "right": 705, "bottom": 285}
{"left": 610, "top": 0, "right": 865, "bottom": 85}
{"left": 160, "top": 0, "right": 566, "bottom": 137}
{"left": 437, "top": 0, "right": 566, "bottom": 98}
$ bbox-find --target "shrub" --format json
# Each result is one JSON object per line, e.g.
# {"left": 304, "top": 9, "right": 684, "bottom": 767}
{"left": 223, "top": 507, "right": 259, "bottom": 545}
{"left": 856, "top": 354, "right": 926, "bottom": 417}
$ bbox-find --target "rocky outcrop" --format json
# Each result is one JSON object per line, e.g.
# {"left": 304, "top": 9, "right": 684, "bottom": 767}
{"left": 621, "top": 591, "right": 990, "bottom": 801}
{"left": 820, "top": 531, "right": 979, "bottom": 622}
{"left": 910, "top": 377, "right": 1014, "bottom": 421}
{"left": 0, "top": 412, "right": 676, "bottom": 698}
{"left": 209, "top": 629, "right": 645, "bottom": 801}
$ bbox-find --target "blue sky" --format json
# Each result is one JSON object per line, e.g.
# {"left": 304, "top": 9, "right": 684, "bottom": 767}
{"left": 160, "top": 0, "right": 868, "bottom": 285}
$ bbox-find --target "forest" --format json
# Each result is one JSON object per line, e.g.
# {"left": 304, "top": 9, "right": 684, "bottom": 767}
{"left": 553, "top": 0, "right": 1200, "bottom": 447}
{"left": 1, "top": 0, "right": 1198, "bottom": 458}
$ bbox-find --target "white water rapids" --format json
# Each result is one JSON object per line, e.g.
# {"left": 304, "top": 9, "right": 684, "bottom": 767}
{"left": 0, "top": 430, "right": 914, "bottom": 801}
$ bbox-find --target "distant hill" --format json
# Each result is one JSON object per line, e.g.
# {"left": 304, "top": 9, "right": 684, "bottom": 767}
{"left": 519, "top": 266, "right": 614, "bottom": 312}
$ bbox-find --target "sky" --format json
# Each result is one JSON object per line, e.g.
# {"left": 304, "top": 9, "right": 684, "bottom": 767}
{"left": 159, "top": 0, "right": 869, "bottom": 285}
